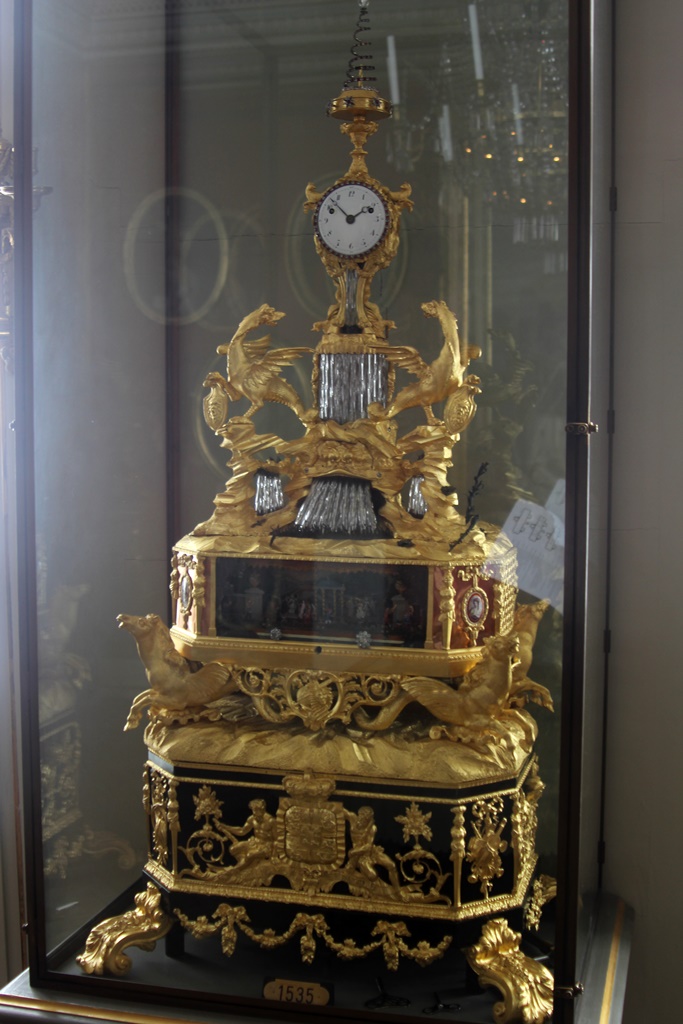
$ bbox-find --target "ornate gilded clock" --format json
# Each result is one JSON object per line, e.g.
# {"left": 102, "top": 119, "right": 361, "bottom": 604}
{"left": 77, "top": 4, "right": 556, "bottom": 1021}
{"left": 314, "top": 181, "right": 389, "bottom": 257}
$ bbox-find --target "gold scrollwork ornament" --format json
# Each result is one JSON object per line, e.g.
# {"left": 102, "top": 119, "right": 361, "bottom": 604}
{"left": 176, "top": 775, "right": 450, "bottom": 906}
{"left": 77, "top": 883, "right": 173, "bottom": 976}
{"left": 465, "top": 918, "right": 554, "bottom": 1023}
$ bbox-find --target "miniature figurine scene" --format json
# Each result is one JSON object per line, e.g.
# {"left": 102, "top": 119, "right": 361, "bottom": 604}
{"left": 213, "top": 559, "right": 428, "bottom": 648}
{"left": 75, "top": 4, "right": 562, "bottom": 1022}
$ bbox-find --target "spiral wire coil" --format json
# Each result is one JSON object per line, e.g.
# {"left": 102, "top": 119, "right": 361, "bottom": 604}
{"left": 343, "top": 0, "right": 376, "bottom": 89}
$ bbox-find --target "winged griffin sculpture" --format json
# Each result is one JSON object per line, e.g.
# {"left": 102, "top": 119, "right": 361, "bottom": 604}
{"left": 382, "top": 300, "right": 482, "bottom": 426}
{"left": 212, "top": 304, "right": 310, "bottom": 421}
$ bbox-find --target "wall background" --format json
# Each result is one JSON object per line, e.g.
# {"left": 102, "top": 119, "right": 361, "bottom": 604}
{"left": 0, "top": 0, "right": 23, "bottom": 988}
{"left": 604, "top": 0, "right": 683, "bottom": 1021}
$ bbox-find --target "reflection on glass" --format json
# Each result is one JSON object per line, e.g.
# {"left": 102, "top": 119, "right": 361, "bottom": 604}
{"left": 32, "top": 0, "right": 168, "bottom": 946}
{"left": 29, "top": 0, "right": 569, "bottom": 1009}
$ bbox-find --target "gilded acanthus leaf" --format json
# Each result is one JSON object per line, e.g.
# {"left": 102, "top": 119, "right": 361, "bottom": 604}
{"left": 465, "top": 918, "right": 554, "bottom": 1023}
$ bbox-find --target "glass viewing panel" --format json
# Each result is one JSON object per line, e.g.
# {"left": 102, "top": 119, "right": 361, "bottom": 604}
{"left": 31, "top": 0, "right": 168, "bottom": 951}
{"left": 27, "top": 1, "right": 573, "bottom": 1020}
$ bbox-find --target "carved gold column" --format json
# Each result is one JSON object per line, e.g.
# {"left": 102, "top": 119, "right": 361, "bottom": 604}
{"left": 168, "top": 777, "right": 180, "bottom": 878}
{"left": 438, "top": 565, "right": 456, "bottom": 649}
{"left": 169, "top": 553, "right": 180, "bottom": 623}
{"left": 193, "top": 555, "right": 206, "bottom": 632}
{"left": 450, "top": 804, "right": 466, "bottom": 908}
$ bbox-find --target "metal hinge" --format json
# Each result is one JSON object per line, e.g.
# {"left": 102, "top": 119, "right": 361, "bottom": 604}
{"left": 565, "top": 421, "right": 598, "bottom": 435}
{"left": 555, "top": 982, "right": 585, "bottom": 1000}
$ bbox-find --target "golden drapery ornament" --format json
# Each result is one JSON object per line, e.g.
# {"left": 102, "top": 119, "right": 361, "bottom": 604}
{"left": 175, "top": 902, "right": 451, "bottom": 971}
{"left": 524, "top": 874, "right": 557, "bottom": 932}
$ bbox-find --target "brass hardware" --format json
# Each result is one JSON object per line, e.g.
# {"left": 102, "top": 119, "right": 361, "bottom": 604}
{"left": 555, "top": 982, "right": 585, "bottom": 999}
{"left": 565, "top": 421, "right": 598, "bottom": 434}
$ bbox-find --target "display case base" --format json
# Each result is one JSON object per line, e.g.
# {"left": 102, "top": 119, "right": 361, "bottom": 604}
{"left": 0, "top": 894, "right": 632, "bottom": 1024}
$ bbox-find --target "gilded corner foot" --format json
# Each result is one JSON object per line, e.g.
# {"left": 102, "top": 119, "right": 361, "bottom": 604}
{"left": 76, "top": 882, "right": 173, "bottom": 976}
{"left": 464, "top": 918, "right": 553, "bottom": 1024}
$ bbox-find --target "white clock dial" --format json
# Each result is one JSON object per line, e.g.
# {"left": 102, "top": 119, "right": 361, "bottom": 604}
{"left": 315, "top": 182, "right": 388, "bottom": 258}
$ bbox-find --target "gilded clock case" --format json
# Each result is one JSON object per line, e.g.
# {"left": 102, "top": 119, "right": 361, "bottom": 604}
{"left": 10, "top": 1, "right": 609, "bottom": 1023}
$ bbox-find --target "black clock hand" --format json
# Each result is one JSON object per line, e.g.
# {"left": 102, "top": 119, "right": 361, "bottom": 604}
{"left": 349, "top": 204, "right": 376, "bottom": 218}
{"left": 330, "top": 198, "right": 355, "bottom": 222}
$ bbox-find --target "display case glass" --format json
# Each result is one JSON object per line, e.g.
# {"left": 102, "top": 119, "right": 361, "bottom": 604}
{"left": 12, "top": 1, "right": 605, "bottom": 1022}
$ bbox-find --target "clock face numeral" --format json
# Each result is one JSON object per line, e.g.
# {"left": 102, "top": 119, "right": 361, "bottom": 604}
{"left": 315, "top": 182, "right": 388, "bottom": 258}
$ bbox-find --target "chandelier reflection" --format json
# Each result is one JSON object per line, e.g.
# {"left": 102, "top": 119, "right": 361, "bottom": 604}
{"left": 385, "top": 1, "right": 568, "bottom": 263}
